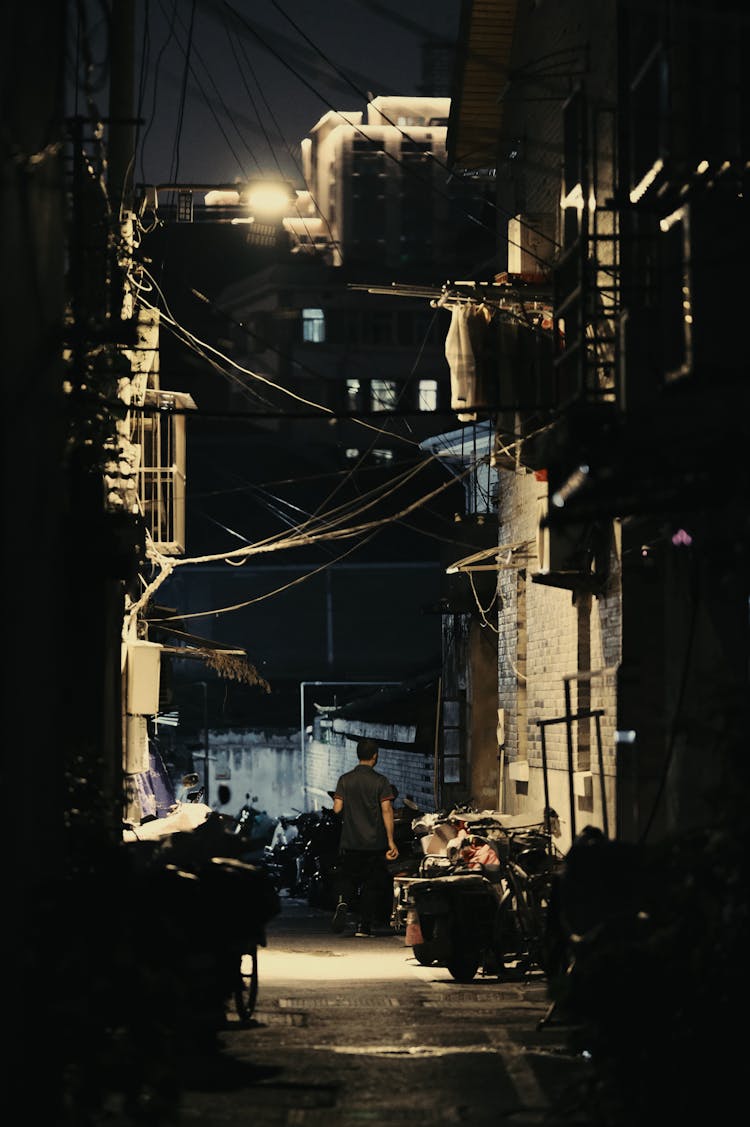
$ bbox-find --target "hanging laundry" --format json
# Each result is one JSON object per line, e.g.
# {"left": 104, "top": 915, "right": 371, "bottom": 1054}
{"left": 444, "top": 303, "right": 495, "bottom": 420}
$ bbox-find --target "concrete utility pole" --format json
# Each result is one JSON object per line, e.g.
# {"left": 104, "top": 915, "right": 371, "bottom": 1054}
{"left": 108, "top": 0, "right": 136, "bottom": 219}
{"left": 106, "top": 0, "right": 139, "bottom": 831}
{"left": 108, "top": 0, "right": 137, "bottom": 328}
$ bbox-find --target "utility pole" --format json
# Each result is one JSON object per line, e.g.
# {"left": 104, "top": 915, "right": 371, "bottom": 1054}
{"left": 62, "top": 0, "right": 143, "bottom": 863}
{"left": 104, "top": 0, "right": 138, "bottom": 835}
{"left": 108, "top": 0, "right": 136, "bottom": 220}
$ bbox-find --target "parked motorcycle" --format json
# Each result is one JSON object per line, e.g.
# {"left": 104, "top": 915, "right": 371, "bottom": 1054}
{"left": 176, "top": 772, "right": 204, "bottom": 803}
{"left": 398, "top": 807, "right": 562, "bottom": 981}
{"left": 297, "top": 806, "right": 342, "bottom": 909}
{"left": 125, "top": 810, "right": 281, "bottom": 1027}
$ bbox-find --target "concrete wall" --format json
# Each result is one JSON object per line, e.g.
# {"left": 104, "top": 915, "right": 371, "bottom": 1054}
{"left": 199, "top": 728, "right": 303, "bottom": 820}
{"left": 198, "top": 721, "right": 438, "bottom": 822}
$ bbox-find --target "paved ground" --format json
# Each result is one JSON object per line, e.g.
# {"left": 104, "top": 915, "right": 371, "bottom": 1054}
{"left": 176, "top": 896, "right": 595, "bottom": 1126}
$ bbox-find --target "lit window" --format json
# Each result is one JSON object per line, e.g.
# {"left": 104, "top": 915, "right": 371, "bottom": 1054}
{"left": 345, "top": 448, "right": 359, "bottom": 460}
{"left": 373, "top": 448, "right": 394, "bottom": 465}
{"left": 346, "top": 379, "right": 360, "bottom": 410}
{"left": 302, "top": 308, "right": 325, "bottom": 342}
{"left": 370, "top": 379, "right": 398, "bottom": 412}
{"left": 418, "top": 378, "right": 438, "bottom": 411}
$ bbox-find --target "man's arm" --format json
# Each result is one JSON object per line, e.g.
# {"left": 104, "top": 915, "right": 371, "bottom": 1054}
{"left": 381, "top": 799, "right": 399, "bottom": 859}
{"left": 333, "top": 795, "right": 343, "bottom": 814}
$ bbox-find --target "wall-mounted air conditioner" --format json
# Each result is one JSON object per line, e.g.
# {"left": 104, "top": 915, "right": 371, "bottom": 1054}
{"left": 508, "top": 213, "right": 556, "bottom": 276}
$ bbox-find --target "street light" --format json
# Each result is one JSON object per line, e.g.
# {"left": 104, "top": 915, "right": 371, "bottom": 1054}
{"left": 137, "top": 179, "right": 297, "bottom": 225}
{"left": 245, "top": 181, "right": 296, "bottom": 218}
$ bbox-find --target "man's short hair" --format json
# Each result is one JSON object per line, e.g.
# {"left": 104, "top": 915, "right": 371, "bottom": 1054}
{"left": 356, "top": 738, "right": 379, "bottom": 760}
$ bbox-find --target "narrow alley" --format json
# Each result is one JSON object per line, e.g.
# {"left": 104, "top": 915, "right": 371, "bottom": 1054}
{"left": 179, "top": 896, "right": 593, "bottom": 1127}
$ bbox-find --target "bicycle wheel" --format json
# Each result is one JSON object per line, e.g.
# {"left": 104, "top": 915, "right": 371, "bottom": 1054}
{"left": 234, "top": 948, "right": 259, "bottom": 1024}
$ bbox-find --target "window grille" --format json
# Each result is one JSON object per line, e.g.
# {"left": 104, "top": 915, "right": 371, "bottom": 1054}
{"left": 133, "top": 390, "right": 196, "bottom": 555}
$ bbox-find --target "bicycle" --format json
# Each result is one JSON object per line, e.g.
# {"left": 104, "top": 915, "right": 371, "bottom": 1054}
{"left": 233, "top": 945, "right": 260, "bottom": 1025}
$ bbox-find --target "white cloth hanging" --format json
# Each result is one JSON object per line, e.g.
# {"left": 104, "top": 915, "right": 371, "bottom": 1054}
{"left": 444, "top": 303, "right": 494, "bottom": 420}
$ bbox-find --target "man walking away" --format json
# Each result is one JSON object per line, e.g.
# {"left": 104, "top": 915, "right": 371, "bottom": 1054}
{"left": 331, "top": 739, "right": 399, "bottom": 936}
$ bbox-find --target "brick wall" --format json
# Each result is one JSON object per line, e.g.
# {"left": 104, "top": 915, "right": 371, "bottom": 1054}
{"left": 495, "top": 465, "right": 621, "bottom": 844}
{"left": 306, "top": 723, "right": 436, "bottom": 814}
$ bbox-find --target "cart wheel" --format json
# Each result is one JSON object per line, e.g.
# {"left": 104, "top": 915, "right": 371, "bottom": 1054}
{"left": 234, "top": 948, "right": 259, "bottom": 1024}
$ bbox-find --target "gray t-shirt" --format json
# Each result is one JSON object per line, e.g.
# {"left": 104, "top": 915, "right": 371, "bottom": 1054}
{"left": 334, "top": 764, "right": 393, "bottom": 851}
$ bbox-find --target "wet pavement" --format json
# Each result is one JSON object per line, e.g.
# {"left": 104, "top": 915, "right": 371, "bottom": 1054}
{"left": 178, "top": 896, "right": 595, "bottom": 1126}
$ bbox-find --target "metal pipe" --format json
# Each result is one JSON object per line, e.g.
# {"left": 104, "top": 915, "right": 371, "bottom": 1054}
{"left": 433, "top": 676, "right": 442, "bottom": 810}
{"left": 594, "top": 712, "right": 609, "bottom": 838}
{"left": 540, "top": 725, "right": 551, "bottom": 841}
{"left": 563, "top": 679, "right": 577, "bottom": 842}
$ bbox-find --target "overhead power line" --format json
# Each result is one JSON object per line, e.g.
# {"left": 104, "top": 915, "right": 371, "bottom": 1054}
{"left": 218, "top": 0, "right": 535, "bottom": 258}
{"left": 268, "top": 0, "right": 563, "bottom": 262}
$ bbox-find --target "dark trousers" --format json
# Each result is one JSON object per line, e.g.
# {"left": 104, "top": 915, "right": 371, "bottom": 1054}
{"left": 335, "top": 849, "right": 390, "bottom": 924}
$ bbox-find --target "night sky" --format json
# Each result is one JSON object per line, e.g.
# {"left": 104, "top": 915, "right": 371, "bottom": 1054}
{"left": 84, "top": 0, "right": 462, "bottom": 189}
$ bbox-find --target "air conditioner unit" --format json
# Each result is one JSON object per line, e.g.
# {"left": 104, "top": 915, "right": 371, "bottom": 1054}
{"left": 535, "top": 480, "right": 607, "bottom": 579}
{"left": 508, "top": 213, "right": 556, "bottom": 275}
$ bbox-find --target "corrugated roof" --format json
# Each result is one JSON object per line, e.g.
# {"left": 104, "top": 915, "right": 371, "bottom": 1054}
{"left": 447, "top": 0, "right": 519, "bottom": 171}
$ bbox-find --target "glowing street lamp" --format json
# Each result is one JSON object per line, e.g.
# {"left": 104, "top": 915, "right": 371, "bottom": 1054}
{"left": 138, "top": 178, "right": 297, "bottom": 225}
{"left": 244, "top": 180, "right": 295, "bottom": 218}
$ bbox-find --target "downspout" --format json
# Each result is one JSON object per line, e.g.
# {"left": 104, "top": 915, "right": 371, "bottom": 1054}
{"left": 497, "top": 707, "right": 506, "bottom": 812}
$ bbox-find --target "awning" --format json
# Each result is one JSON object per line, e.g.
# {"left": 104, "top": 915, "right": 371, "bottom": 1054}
{"left": 419, "top": 419, "right": 494, "bottom": 472}
{"left": 145, "top": 615, "right": 269, "bottom": 690}
{"left": 446, "top": 539, "right": 536, "bottom": 574}
{"left": 446, "top": 0, "right": 520, "bottom": 173}
{"left": 153, "top": 623, "right": 246, "bottom": 657}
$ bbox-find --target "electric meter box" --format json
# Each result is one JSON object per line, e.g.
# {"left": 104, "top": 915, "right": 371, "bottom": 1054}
{"left": 127, "top": 640, "right": 163, "bottom": 715}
